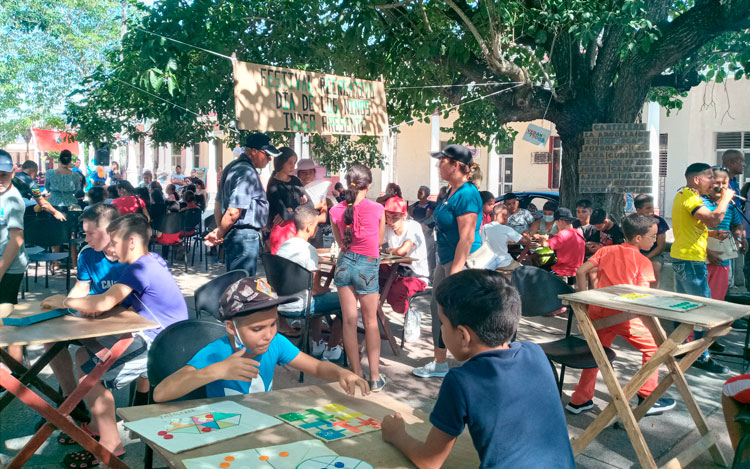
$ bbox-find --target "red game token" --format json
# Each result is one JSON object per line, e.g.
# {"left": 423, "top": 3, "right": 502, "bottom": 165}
{"left": 163, "top": 434, "right": 174, "bottom": 439}
{"left": 201, "top": 427, "right": 212, "bottom": 432}
{"left": 158, "top": 431, "right": 167, "bottom": 435}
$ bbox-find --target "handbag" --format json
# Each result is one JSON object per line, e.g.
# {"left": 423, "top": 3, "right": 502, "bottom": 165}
{"left": 465, "top": 241, "right": 496, "bottom": 269}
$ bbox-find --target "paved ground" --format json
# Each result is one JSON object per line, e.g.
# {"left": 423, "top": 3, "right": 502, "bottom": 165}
{"left": 1, "top": 253, "right": 747, "bottom": 468}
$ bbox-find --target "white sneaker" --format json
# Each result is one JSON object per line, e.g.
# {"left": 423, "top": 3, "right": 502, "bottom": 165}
{"left": 311, "top": 339, "right": 327, "bottom": 357}
{"left": 412, "top": 361, "right": 449, "bottom": 378}
{"left": 403, "top": 308, "right": 421, "bottom": 343}
{"left": 322, "top": 345, "right": 343, "bottom": 362}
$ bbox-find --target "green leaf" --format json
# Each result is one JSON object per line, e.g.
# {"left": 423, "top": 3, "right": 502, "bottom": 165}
{"left": 167, "top": 76, "right": 176, "bottom": 96}
{"left": 536, "top": 30, "right": 547, "bottom": 44}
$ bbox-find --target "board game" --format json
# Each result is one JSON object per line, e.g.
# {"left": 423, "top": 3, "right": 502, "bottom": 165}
{"left": 277, "top": 403, "right": 381, "bottom": 442}
{"left": 614, "top": 292, "right": 704, "bottom": 312}
{"left": 123, "top": 401, "right": 281, "bottom": 453}
{"left": 183, "top": 439, "right": 338, "bottom": 469}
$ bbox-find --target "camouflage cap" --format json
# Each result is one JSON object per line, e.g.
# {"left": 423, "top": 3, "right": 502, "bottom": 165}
{"left": 219, "top": 277, "right": 296, "bottom": 320}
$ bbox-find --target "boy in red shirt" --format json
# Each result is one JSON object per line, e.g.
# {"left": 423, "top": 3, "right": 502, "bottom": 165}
{"left": 566, "top": 213, "right": 676, "bottom": 415}
{"left": 541, "top": 207, "right": 585, "bottom": 284}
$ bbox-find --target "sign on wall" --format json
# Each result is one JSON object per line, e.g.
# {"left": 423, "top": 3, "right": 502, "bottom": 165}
{"left": 233, "top": 61, "right": 388, "bottom": 136}
{"left": 578, "top": 123, "right": 652, "bottom": 194}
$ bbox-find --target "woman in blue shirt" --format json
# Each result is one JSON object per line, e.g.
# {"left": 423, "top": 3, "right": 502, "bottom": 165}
{"left": 413, "top": 144, "right": 482, "bottom": 379}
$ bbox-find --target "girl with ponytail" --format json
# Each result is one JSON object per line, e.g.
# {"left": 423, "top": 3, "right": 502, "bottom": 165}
{"left": 329, "top": 164, "right": 387, "bottom": 391}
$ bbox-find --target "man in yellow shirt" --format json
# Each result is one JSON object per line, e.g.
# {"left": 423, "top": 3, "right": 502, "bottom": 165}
{"left": 670, "top": 162, "right": 734, "bottom": 374}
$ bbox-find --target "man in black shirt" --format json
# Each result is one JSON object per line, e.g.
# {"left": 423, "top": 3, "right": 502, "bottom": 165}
{"left": 12, "top": 160, "right": 66, "bottom": 220}
{"left": 589, "top": 208, "right": 625, "bottom": 251}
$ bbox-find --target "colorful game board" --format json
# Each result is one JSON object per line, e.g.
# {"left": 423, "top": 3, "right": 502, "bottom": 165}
{"left": 183, "top": 440, "right": 337, "bottom": 469}
{"left": 124, "top": 401, "right": 281, "bottom": 453}
{"left": 297, "top": 456, "right": 374, "bottom": 469}
{"left": 615, "top": 292, "right": 704, "bottom": 312}
{"left": 277, "top": 403, "right": 381, "bottom": 442}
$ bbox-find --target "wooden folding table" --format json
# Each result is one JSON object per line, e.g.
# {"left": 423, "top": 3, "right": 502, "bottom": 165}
{"left": 318, "top": 252, "right": 416, "bottom": 356}
{"left": 560, "top": 284, "right": 750, "bottom": 468}
{"left": 118, "top": 382, "right": 480, "bottom": 468}
{"left": 0, "top": 301, "right": 157, "bottom": 468}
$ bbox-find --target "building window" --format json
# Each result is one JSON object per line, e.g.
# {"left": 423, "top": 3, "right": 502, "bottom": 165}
{"left": 193, "top": 144, "right": 201, "bottom": 168}
{"left": 171, "top": 146, "right": 182, "bottom": 170}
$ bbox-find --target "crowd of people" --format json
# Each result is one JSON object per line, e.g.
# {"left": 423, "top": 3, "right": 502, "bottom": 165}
{"left": 3, "top": 138, "right": 750, "bottom": 467}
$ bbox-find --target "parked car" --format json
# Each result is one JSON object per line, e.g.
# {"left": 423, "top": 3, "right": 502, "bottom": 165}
{"left": 495, "top": 191, "right": 560, "bottom": 211}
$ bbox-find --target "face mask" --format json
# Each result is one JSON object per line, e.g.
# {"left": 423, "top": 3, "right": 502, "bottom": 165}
{"left": 232, "top": 320, "right": 245, "bottom": 350}
{"left": 543, "top": 215, "right": 554, "bottom": 222}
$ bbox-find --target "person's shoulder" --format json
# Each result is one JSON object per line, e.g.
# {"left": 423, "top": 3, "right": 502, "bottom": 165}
{"left": 192, "top": 336, "right": 232, "bottom": 363}
{"left": 405, "top": 219, "right": 422, "bottom": 232}
{"left": 78, "top": 245, "right": 101, "bottom": 261}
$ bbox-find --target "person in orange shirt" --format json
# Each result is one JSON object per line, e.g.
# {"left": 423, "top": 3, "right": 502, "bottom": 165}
{"left": 566, "top": 213, "right": 676, "bottom": 416}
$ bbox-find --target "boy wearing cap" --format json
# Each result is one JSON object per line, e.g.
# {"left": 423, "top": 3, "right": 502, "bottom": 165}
{"left": 153, "top": 276, "right": 369, "bottom": 402}
{"left": 0, "top": 150, "right": 29, "bottom": 367}
{"left": 541, "top": 208, "right": 585, "bottom": 283}
{"left": 589, "top": 208, "right": 625, "bottom": 251}
{"left": 206, "top": 133, "right": 281, "bottom": 275}
{"left": 381, "top": 197, "right": 429, "bottom": 343}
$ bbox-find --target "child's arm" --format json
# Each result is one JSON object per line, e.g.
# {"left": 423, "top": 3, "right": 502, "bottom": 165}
{"left": 62, "top": 283, "right": 133, "bottom": 315}
{"left": 41, "top": 280, "right": 92, "bottom": 309}
{"left": 387, "top": 239, "right": 414, "bottom": 257}
{"left": 0, "top": 227, "right": 23, "bottom": 282}
{"left": 153, "top": 349, "right": 260, "bottom": 402}
{"left": 378, "top": 213, "right": 386, "bottom": 246}
{"left": 381, "top": 414, "right": 457, "bottom": 469}
{"left": 576, "top": 260, "right": 596, "bottom": 291}
{"left": 287, "top": 352, "right": 369, "bottom": 396}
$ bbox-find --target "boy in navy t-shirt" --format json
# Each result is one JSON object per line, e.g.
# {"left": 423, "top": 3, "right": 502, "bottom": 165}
{"left": 153, "top": 276, "right": 368, "bottom": 401}
{"left": 381, "top": 270, "right": 574, "bottom": 469}
{"left": 58, "top": 213, "right": 188, "bottom": 467}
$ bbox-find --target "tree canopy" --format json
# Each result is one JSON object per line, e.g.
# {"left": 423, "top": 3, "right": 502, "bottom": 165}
{"left": 66, "top": 0, "right": 750, "bottom": 209}
{"left": 0, "top": 0, "right": 123, "bottom": 146}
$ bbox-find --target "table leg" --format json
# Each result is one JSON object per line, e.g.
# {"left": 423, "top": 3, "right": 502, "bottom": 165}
{"left": 569, "top": 301, "right": 658, "bottom": 469}
{"left": 1, "top": 334, "right": 133, "bottom": 469}
{"left": 638, "top": 318, "right": 728, "bottom": 467}
{"left": 0, "top": 342, "right": 90, "bottom": 423}
{"left": 377, "top": 263, "right": 401, "bottom": 356}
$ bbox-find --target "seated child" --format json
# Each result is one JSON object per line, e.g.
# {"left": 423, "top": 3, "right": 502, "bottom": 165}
{"left": 379, "top": 197, "right": 428, "bottom": 343}
{"left": 588, "top": 208, "right": 625, "bottom": 252}
{"left": 381, "top": 270, "right": 574, "bottom": 468}
{"left": 566, "top": 213, "right": 675, "bottom": 415}
{"left": 277, "top": 205, "right": 344, "bottom": 361}
{"left": 55, "top": 213, "right": 188, "bottom": 466}
{"left": 154, "top": 201, "right": 181, "bottom": 258}
{"left": 541, "top": 207, "right": 585, "bottom": 283}
{"left": 479, "top": 191, "right": 495, "bottom": 227}
{"left": 481, "top": 204, "right": 529, "bottom": 271}
{"left": 153, "top": 276, "right": 368, "bottom": 401}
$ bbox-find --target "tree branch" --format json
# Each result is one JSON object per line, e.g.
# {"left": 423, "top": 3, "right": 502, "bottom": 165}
{"left": 369, "top": 0, "right": 418, "bottom": 10}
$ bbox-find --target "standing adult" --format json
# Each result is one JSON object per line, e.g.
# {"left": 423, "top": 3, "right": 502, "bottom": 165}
{"left": 267, "top": 147, "right": 311, "bottom": 253}
{"left": 12, "top": 160, "right": 67, "bottom": 220}
{"left": 46, "top": 149, "right": 80, "bottom": 212}
{"left": 504, "top": 192, "right": 535, "bottom": 234}
{"left": 170, "top": 165, "right": 187, "bottom": 186}
{"left": 670, "top": 162, "right": 734, "bottom": 374}
{"left": 296, "top": 158, "right": 317, "bottom": 186}
{"left": 413, "top": 144, "right": 482, "bottom": 379}
{"left": 205, "top": 133, "right": 280, "bottom": 275}
{"left": 722, "top": 149, "right": 745, "bottom": 289}
{"left": 108, "top": 161, "right": 124, "bottom": 184}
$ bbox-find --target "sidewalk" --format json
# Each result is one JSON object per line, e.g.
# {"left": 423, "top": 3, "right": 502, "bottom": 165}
{"left": 1, "top": 258, "right": 744, "bottom": 468}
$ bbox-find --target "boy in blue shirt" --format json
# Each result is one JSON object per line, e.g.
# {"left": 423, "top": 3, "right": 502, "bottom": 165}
{"left": 381, "top": 270, "right": 574, "bottom": 469}
{"left": 153, "top": 276, "right": 368, "bottom": 401}
{"left": 56, "top": 213, "right": 188, "bottom": 466}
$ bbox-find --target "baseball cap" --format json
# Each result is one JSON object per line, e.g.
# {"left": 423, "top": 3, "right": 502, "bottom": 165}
{"left": 384, "top": 196, "right": 407, "bottom": 214}
{"left": 219, "top": 277, "right": 296, "bottom": 321}
{"left": 0, "top": 150, "right": 13, "bottom": 172}
{"left": 244, "top": 133, "right": 281, "bottom": 157}
{"left": 430, "top": 144, "right": 473, "bottom": 166}
{"left": 296, "top": 159, "right": 316, "bottom": 171}
{"left": 554, "top": 207, "right": 576, "bottom": 221}
{"left": 589, "top": 208, "right": 607, "bottom": 225}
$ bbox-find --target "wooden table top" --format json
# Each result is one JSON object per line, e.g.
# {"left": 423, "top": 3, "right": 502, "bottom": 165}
{"left": 0, "top": 301, "right": 159, "bottom": 347}
{"left": 559, "top": 284, "right": 750, "bottom": 328}
{"left": 118, "top": 383, "right": 479, "bottom": 469}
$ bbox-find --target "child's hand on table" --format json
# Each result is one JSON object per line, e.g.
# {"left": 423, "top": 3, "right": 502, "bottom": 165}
{"left": 339, "top": 371, "right": 370, "bottom": 396}
{"left": 41, "top": 294, "right": 67, "bottom": 310}
{"left": 212, "top": 348, "right": 260, "bottom": 381}
{"left": 381, "top": 413, "right": 406, "bottom": 443}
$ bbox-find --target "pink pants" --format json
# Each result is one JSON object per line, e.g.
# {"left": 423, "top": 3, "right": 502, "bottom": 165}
{"left": 707, "top": 263, "right": 730, "bottom": 301}
{"left": 570, "top": 316, "right": 659, "bottom": 405}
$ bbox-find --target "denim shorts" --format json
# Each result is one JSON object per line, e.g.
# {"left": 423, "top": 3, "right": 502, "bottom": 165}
{"left": 334, "top": 251, "right": 380, "bottom": 294}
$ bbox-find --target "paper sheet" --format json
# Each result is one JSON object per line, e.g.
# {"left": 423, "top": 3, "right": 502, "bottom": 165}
{"left": 304, "top": 180, "right": 331, "bottom": 206}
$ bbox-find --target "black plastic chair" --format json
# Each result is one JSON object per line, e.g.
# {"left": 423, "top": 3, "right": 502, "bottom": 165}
{"left": 154, "top": 212, "right": 186, "bottom": 270}
{"left": 144, "top": 319, "right": 228, "bottom": 468}
{"left": 194, "top": 269, "right": 249, "bottom": 321}
{"left": 512, "top": 265, "right": 617, "bottom": 395}
{"left": 262, "top": 253, "right": 341, "bottom": 382}
{"left": 23, "top": 216, "right": 71, "bottom": 290}
{"left": 181, "top": 208, "right": 202, "bottom": 267}
{"left": 193, "top": 214, "right": 217, "bottom": 270}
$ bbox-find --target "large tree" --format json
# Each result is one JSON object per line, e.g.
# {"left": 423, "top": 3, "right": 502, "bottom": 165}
{"left": 67, "top": 0, "right": 750, "bottom": 211}
{"left": 0, "top": 0, "right": 124, "bottom": 146}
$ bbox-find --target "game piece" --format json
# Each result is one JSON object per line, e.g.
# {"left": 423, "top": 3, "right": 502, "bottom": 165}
{"left": 297, "top": 455, "right": 374, "bottom": 469}
{"left": 182, "top": 439, "right": 337, "bottom": 469}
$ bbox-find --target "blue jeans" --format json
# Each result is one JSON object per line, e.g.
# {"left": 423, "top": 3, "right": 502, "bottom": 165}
{"left": 224, "top": 228, "right": 260, "bottom": 276}
{"left": 672, "top": 258, "right": 711, "bottom": 357}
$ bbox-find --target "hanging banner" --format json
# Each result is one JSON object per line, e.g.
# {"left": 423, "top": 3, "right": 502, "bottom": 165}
{"left": 233, "top": 61, "right": 388, "bottom": 136}
{"left": 521, "top": 123, "right": 551, "bottom": 147}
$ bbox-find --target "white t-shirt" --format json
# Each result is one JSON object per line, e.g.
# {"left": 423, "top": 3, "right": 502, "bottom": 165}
{"left": 276, "top": 237, "right": 318, "bottom": 312}
{"left": 481, "top": 221, "right": 522, "bottom": 267}
{"left": 385, "top": 219, "right": 429, "bottom": 278}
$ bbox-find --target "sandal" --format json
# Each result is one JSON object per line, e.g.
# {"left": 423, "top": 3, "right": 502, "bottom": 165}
{"left": 63, "top": 448, "right": 125, "bottom": 468}
{"left": 58, "top": 422, "right": 99, "bottom": 445}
